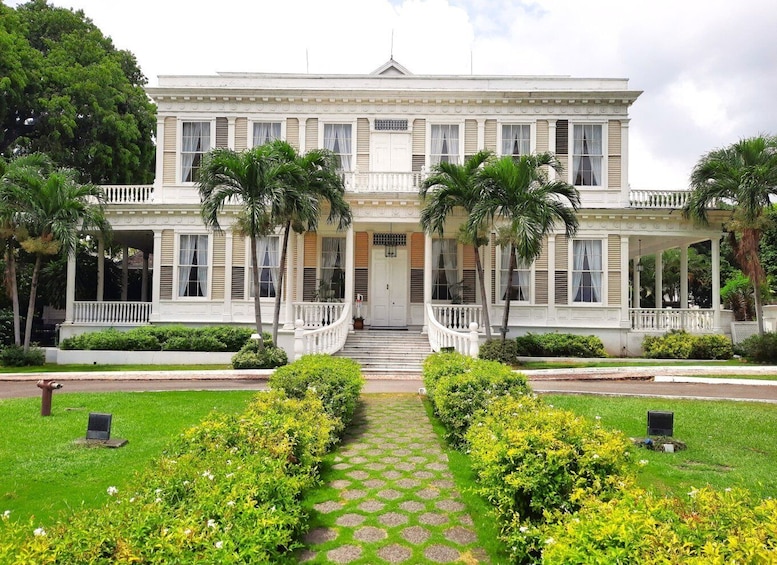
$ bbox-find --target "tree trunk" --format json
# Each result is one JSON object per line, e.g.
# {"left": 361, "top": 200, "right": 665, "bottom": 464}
{"left": 272, "top": 221, "right": 292, "bottom": 345}
{"left": 250, "top": 236, "right": 265, "bottom": 352}
{"left": 501, "top": 247, "right": 516, "bottom": 342}
{"left": 754, "top": 279, "right": 765, "bottom": 335}
{"left": 473, "top": 245, "right": 491, "bottom": 339}
{"left": 23, "top": 255, "right": 42, "bottom": 352}
{"left": 4, "top": 245, "right": 21, "bottom": 346}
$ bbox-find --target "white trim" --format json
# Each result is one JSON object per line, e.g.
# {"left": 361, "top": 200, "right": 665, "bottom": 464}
{"left": 247, "top": 118, "right": 286, "bottom": 147}
{"left": 567, "top": 121, "right": 608, "bottom": 189}
{"left": 496, "top": 121, "right": 536, "bottom": 156}
{"left": 173, "top": 231, "right": 212, "bottom": 300}
{"left": 177, "top": 118, "right": 216, "bottom": 185}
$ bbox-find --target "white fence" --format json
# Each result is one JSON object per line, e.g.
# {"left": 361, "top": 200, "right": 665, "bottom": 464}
{"left": 294, "top": 303, "right": 351, "bottom": 360}
{"left": 426, "top": 303, "right": 480, "bottom": 357}
{"left": 430, "top": 304, "right": 483, "bottom": 332}
{"left": 293, "top": 302, "right": 346, "bottom": 328}
{"left": 629, "top": 308, "right": 714, "bottom": 332}
{"left": 73, "top": 301, "right": 152, "bottom": 324}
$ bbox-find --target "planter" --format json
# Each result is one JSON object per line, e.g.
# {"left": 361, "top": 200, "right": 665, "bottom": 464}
{"left": 353, "top": 318, "right": 364, "bottom": 330}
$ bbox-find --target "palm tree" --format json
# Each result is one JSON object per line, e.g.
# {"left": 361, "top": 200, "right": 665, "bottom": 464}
{"left": 6, "top": 167, "right": 109, "bottom": 351}
{"left": 684, "top": 135, "right": 777, "bottom": 335}
{"left": 198, "top": 143, "right": 301, "bottom": 350}
{"left": 270, "top": 146, "right": 351, "bottom": 344}
{"left": 420, "top": 150, "right": 494, "bottom": 338}
{"left": 470, "top": 153, "right": 580, "bottom": 340}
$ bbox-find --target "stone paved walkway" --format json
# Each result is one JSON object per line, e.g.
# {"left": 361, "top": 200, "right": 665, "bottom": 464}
{"left": 299, "top": 394, "right": 488, "bottom": 564}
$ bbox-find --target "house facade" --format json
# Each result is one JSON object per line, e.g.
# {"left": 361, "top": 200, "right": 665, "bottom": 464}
{"left": 60, "top": 60, "right": 729, "bottom": 356}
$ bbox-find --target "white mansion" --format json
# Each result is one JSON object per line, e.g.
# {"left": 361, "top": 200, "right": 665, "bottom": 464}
{"left": 59, "top": 60, "right": 730, "bottom": 357}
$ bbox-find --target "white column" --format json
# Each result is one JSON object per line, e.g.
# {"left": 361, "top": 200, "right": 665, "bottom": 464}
{"left": 620, "top": 119, "right": 630, "bottom": 207}
{"left": 97, "top": 236, "right": 105, "bottom": 302}
{"left": 121, "top": 244, "right": 129, "bottom": 301}
{"left": 64, "top": 251, "right": 76, "bottom": 323}
{"left": 141, "top": 251, "right": 149, "bottom": 302}
{"left": 680, "top": 244, "right": 689, "bottom": 309}
{"left": 633, "top": 255, "right": 641, "bottom": 308}
{"left": 284, "top": 231, "right": 296, "bottom": 329}
{"left": 154, "top": 116, "right": 164, "bottom": 184}
{"left": 620, "top": 236, "right": 630, "bottom": 324}
{"left": 477, "top": 119, "right": 485, "bottom": 151}
{"left": 150, "top": 230, "right": 162, "bottom": 322}
{"left": 345, "top": 226, "right": 355, "bottom": 330}
{"left": 223, "top": 230, "right": 233, "bottom": 322}
{"left": 655, "top": 250, "right": 663, "bottom": 309}
{"left": 548, "top": 120, "right": 557, "bottom": 181}
{"left": 228, "top": 117, "right": 236, "bottom": 150}
{"left": 711, "top": 236, "right": 721, "bottom": 330}
{"left": 547, "top": 234, "right": 556, "bottom": 321}
{"left": 297, "top": 117, "right": 307, "bottom": 153}
{"left": 422, "top": 233, "right": 433, "bottom": 333}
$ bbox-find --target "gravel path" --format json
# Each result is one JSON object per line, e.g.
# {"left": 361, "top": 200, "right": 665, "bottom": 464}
{"left": 299, "top": 394, "right": 488, "bottom": 564}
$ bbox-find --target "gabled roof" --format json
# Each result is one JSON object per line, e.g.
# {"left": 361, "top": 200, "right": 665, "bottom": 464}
{"left": 370, "top": 59, "right": 413, "bottom": 76}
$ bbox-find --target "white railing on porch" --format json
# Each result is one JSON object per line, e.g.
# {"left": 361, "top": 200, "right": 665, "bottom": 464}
{"left": 73, "top": 301, "right": 152, "bottom": 324}
{"left": 100, "top": 185, "right": 154, "bottom": 204}
{"left": 293, "top": 302, "right": 346, "bottom": 328}
{"left": 629, "top": 308, "right": 714, "bottom": 332}
{"left": 294, "top": 303, "right": 351, "bottom": 360}
{"left": 629, "top": 189, "right": 690, "bottom": 209}
{"left": 426, "top": 303, "right": 480, "bottom": 357}
{"left": 430, "top": 304, "right": 483, "bottom": 332}
{"left": 342, "top": 171, "right": 425, "bottom": 193}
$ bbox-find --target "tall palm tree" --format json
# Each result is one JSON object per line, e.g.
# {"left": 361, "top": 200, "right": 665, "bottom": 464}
{"left": 684, "top": 135, "right": 777, "bottom": 335}
{"left": 7, "top": 167, "right": 109, "bottom": 351}
{"left": 270, "top": 146, "right": 351, "bottom": 344}
{"left": 198, "top": 143, "right": 301, "bottom": 350}
{"left": 470, "top": 153, "right": 580, "bottom": 340}
{"left": 420, "top": 150, "right": 494, "bottom": 338}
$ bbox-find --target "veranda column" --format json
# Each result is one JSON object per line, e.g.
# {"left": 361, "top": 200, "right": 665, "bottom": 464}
{"left": 477, "top": 119, "right": 485, "bottom": 150}
{"left": 422, "top": 233, "right": 432, "bottom": 334}
{"left": 284, "top": 231, "right": 296, "bottom": 329}
{"left": 141, "top": 251, "right": 149, "bottom": 302}
{"left": 154, "top": 116, "right": 164, "bottom": 184}
{"left": 620, "top": 120, "right": 630, "bottom": 207}
{"left": 548, "top": 120, "right": 557, "bottom": 181}
{"left": 633, "top": 254, "right": 641, "bottom": 308}
{"left": 150, "top": 230, "right": 162, "bottom": 323}
{"left": 711, "top": 236, "right": 721, "bottom": 331}
{"left": 680, "top": 244, "right": 689, "bottom": 309}
{"left": 654, "top": 250, "right": 663, "bottom": 309}
{"left": 620, "top": 236, "right": 630, "bottom": 325}
{"left": 64, "top": 250, "right": 76, "bottom": 324}
{"left": 227, "top": 117, "right": 236, "bottom": 150}
{"left": 97, "top": 236, "right": 105, "bottom": 302}
{"left": 121, "top": 244, "right": 129, "bottom": 301}
{"left": 345, "top": 226, "right": 355, "bottom": 330}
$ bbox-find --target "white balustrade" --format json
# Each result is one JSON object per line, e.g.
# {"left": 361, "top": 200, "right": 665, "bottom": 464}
{"left": 426, "top": 303, "right": 480, "bottom": 357}
{"left": 293, "top": 302, "right": 346, "bottom": 328}
{"left": 342, "top": 171, "right": 426, "bottom": 193}
{"left": 73, "top": 301, "right": 152, "bottom": 324}
{"left": 430, "top": 304, "right": 482, "bottom": 332}
{"left": 629, "top": 189, "right": 690, "bottom": 209}
{"left": 629, "top": 308, "right": 714, "bottom": 332}
{"left": 99, "top": 185, "right": 154, "bottom": 204}
{"left": 294, "top": 303, "right": 351, "bottom": 360}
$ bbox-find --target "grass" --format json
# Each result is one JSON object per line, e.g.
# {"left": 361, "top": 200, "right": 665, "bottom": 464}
{"left": 0, "top": 364, "right": 232, "bottom": 373}
{"left": 544, "top": 394, "right": 777, "bottom": 499}
{"left": 0, "top": 391, "right": 255, "bottom": 525}
{"left": 520, "top": 358, "right": 754, "bottom": 370}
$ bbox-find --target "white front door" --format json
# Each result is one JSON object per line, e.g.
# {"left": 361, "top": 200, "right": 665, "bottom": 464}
{"left": 372, "top": 133, "right": 411, "bottom": 172}
{"left": 371, "top": 248, "right": 407, "bottom": 327}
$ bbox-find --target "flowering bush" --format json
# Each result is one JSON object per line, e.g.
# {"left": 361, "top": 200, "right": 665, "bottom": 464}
{"left": 514, "top": 332, "right": 607, "bottom": 358}
{"left": 643, "top": 330, "right": 733, "bottom": 360}
{"left": 422, "top": 351, "right": 477, "bottom": 402}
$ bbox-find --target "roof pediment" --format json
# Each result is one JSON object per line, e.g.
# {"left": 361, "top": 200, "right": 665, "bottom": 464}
{"left": 371, "top": 59, "right": 412, "bottom": 76}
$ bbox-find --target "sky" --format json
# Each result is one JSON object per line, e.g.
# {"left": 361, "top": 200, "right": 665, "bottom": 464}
{"left": 7, "top": 0, "right": 777, "bottom": 190}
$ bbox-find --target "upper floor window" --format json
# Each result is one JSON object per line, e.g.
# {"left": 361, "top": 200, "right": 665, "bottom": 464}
{"left": 501, "top": 124, "right": 531, "bottom": 157}
{"left": 320, "top": 237, "right": 346, "bottom": 301}
{"left": 250, "top": 236, "right": 280, "bottom": 298}
{"left": 430, "top": 124, "right": 459, "bottom": 166}
{"left": 253, "top": 122, "right": 282, "bottom": 146}
{"left": 178, "top": 234, "right": 208, "bottom": 297}
{"left": 572, "top": 124, "right": 602, "bottom": 186}
{"left": 572, "top": 239, "right": 602, "bottom": 303}
{"left": 499, "top": 245, "right": 531, "bottom": 301}
{"left": 181, "top": 122, "right": 211, "bottom": 183}
{"left": 432, "top": 239, "right": 458, "bottom": 301}
{"left": 323, "top": 124, "right": 352, "bottom": 170}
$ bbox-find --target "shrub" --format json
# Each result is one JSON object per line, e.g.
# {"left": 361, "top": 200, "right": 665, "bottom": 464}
{"left": 60, "top": 328, "right": 160, "bottom": 351}
{"left": 738, "top": 332, "right": 777, "bottom": 363}
{"left": 231, "top": 339, "right": 288, "bottom": 369}
{"left": 199, "top": 326, "right": 253, "bottom": 351}
{"left": 431, "top": 360, "right": 530, "bottom": 447}
{"left": 422, "top": 351, "right": 476, "bottom": 402}
{"left": 542, "top": 487, "right": 777, "bottom": 564}
{"left": 0, "top": 309, "right": 19, "bottom": 347}
{"left": 0, "top": 345, "right": 45, "bottom": 367}
{"left": 642, "top": 330, "right": 694, "bottom": 359}
{"left": 270, "top": 354, "right": 364, "bottom": 439}
{"left": 689, "top": 333, "right": 733, "bottom": 360}
{"left": 162, "top": 335, "right": 227, "bottom": 352}
{"left": 478, "top": 338, "right": 519, "bottom": 365}
{"left": 514, "top": 332, "right": 607, "bottom": 358}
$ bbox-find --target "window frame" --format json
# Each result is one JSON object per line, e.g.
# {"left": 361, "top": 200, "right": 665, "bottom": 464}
{"left": 570, "top": 122, "right": 605, "bottom": 187}
{"left": 431, "top": 238, "right": 460, "bottom": 302}
{"left": 429, "top": 123, "right": 462, "bottom": 167}
{"left": 570, "top": 238, "right": 604, "bottom": 304}
{"left": 497, "top": 244, "right": 533, "bottom": 304}
{"left": 250, "top": 120, "right": 284, "bottom": 147}
{"left": 179, "top": 119, "right": 214, "bottom": 184}
{"left": 246, "top": 235, "right": 281, "bottom": 299}
{"left": 320, "top": 122, "right": 355, "bottom": 171}
{"left": 499, "top": 123, "right": 534, "bottom": 158}
{"left": 175, "top": 233, "right": 210, "bottom": 299}
{"left": 319, "top": 236, "right": 347, "bottom": 301}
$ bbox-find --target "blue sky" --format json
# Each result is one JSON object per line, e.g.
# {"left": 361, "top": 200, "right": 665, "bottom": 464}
{"left": 7, "top": 0, "right": 777, "bottom": 191}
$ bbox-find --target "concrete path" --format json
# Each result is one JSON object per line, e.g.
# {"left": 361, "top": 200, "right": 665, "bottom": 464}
{"left": 299, "top": 395, "right": 487, "bottom": 564}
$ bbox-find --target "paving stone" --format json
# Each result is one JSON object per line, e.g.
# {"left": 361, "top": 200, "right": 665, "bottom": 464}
{"left": 314, "top": 501, "right": 342, "bottom": 514}
{"left": 431, "top": 479, "right": 455, "bottom": 489}
{"left": 346, "top": 470, "right": 369, "bottom": 480}
{"left": 416, "top": 488, "right": 440, "bottom": 500}
{"left": 335, "top": 513, "right": 366, "bottom": 527}
{"left": 330, "top": 479, "right": 351, "bottom": 489}
{"left": 354, "top": 526, "right": 388, "bottom": 542}
{"left": 401, "top": 525, "right": 431, "bottom": 545}
{"left": 427, "top": 462, "right": 448, "bottom": 471}
{"left": 362, "top": 478, "right": 386, "bottom": 489}
{"left": 424, "top": 544, "right": 461, "bottom": 563}
{"left": 436, "top": 500, "right": 465, "bottom": 512}
{"left": 458, "top": 514, "right": 474, "bottom": 527}
{"left": 332, "top": 462, "right": 351, "bottom": 470}
{"left": 341, "top": 489, "right": 366, "bottom": 500}
{"left": 358, "top": 500, "right": 385, "bottom": 513}
{"left": 304, "top": 527, "right": 338, "bottom": 544}
{"left": 398, "top": 500, "right": 425, "bottom": 513}
{"left": 395, "top": 478, "right": 420, "bottom": 489}
{"left": 347, "top": 456, "right": 368, "bottom": 464}
{"left": 327, "top": 545, "right": 363, "bottom": 563}
{"left": 377, "top": 543, "right": 413, "bottom": 563}
{"left": 297, "top": 549, "right": 317, "bottom": 562}
{"left": 393, "top": 448, "right": 412, "bottom": 456}
{"left": 378, "top": 511, "right": 409, "bottom": 527}
{"left": 365, "top": 462, "right": 387, "bottom": 471}
{"left": 412, "top": 470, "right": 435, "bottom": 480}
{"left": 445, "top": 526, "right": 478, "bottom": 545}
{"left": 419, "top": 512, "right": 448, "bottom": 526}
{"left": 409, "top": 455, "right": 429, "bottom": 464}
{"left": 381, "top": 456, "right": 400, "bottom": 464}
{"left": 381, "top": 470, "right": 402, "bottom": 480}
{"left": 376, "top": 488, "right": 402, "bottom": 500}
{"left": 394, "top": 462, "right": 415, "bottom": 471}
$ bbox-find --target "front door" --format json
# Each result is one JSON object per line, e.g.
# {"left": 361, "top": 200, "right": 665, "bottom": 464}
{"left": 371, "top": 248, "right": 407, "bottom": 327}
{"left": 372, "top": 133, "right": 411, "bottom": 172}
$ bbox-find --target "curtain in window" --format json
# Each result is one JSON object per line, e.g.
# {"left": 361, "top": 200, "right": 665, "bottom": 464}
{"left": 324, "top": 125, "right": 352, "bottom": 170}
{"left": 572, "top": 240, "right": 602, "bottom": 302}
{"left": 256, "top": 237, "right": 279, "bottom": 297}
{"left": 573, "top": 125, "right": 602, "bottom": 186}
{"left": 500, "top": 246, "right": 530, "bottom": 300}
{"left": 182, "top": 122, "right": 209, "bottom": 183}
{"left": 431, "top": 125, "right": 459, "bottom": 165}
{"left": 432, "top": 239, "right": 458, "bottom": 299}
{"left": 253, "top": 123, "right": 281, "bottom": 146}
{"left": 178, "top": 235, "right": 208, "bottom": 297}
{"left": 321, "top": 237, "right": 345, "bottom": 299}
{"left": 502, "top": 125, "right": 529, "bottom": 156}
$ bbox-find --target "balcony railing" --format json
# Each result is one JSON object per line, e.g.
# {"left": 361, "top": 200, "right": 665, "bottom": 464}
{"left": 629, "top": 189, "right": 690, "bottom": 209}
{"left": 73, "top": 301, "right": 152, "bottom": 324}
{"left": 100, "top": 185, "right": 154, "bottom": 204}
{"left": 342, "top": 171, "right": 425, "bottom": 193}
{"left": 629, "top": 308, "right": 714, "bottom": 332}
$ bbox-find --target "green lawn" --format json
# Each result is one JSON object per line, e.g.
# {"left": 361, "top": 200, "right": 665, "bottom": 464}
{"left": 0, "top": 391, "right": 255, "bottom": 525}
{"left": 544, "top": 395, "right": 777, "bottom": 499}
{"left": 0, "top": 364, "right": 232, "bottom": 373}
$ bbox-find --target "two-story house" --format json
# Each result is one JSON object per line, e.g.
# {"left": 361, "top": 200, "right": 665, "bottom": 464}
{"left": 59, "top": 60, "right": 729, "bottom": 357}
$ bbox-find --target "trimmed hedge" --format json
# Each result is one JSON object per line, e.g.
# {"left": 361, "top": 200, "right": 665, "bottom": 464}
{"left": 231, "top": 337, "right": 288, "bottom": 369}
{"left": 478, "top": 338, "right": 519, "bottom": 365}
{"left": 738, "top": 332, "right": 777, "bottom": 363}
{"left": 421, "top": 351, "right": 478, "bottom": 402}
{"left": 514, "top": 332, "right": 607, "bottom": 358}
{"left": 60, "top": 325, "right": 255, "bottom": 352}
{"left": 0, "top": 345, "right": 46, "bottom": 367}
{"left": 642, "top": 330, "right": 733, "bottom": 360}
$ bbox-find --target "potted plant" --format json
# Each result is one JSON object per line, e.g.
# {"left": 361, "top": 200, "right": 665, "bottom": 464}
{"left": 353, "top": 316, "right": 364, "bottom": 330}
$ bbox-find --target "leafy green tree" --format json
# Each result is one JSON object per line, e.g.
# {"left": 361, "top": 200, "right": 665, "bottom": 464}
{"left": 470, "top": 154, "right": 580, "bottom": 340}
{"left": 1, "top": 1, "right": 156, "bottom": 184}
{"left": 684, "top": 135, "right": 777, "bottom": 335}
{"left": 420, "top": 150, "right": 494, "bottom": 338}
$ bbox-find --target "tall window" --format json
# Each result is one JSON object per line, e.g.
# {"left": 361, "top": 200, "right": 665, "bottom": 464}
{"left": 499, "top": 246, "right": 531, "bottom": 301}
{"left": 178, "top": 234, "right": 208, "bottom": 297}
{"left": 181, "top": 122, "right": 210, "bottom": 182}
{"left": 572, "top": 240, "right": 602, "bottom": 303}
{"left": 501, "top": 124, "right": 531, "bottom": 157}
{"left": 430, "top": 124, "right": 459, "bottom": 165}
{"left": 253, "top": 122, "right": 281, "bottom": 146}
{"left": 572, "top": 124, "right": 602, "bottom": 186}
{"left": 320, "top": 237, "right": 346, "bottom": 300}
{"left": 251, "top": 236, "right": 280, "bottom": 298}
{"left": 323, "top": 124, "right": 352, "bottom": 170}
{"left": 432, "top": 239, "right": 458, "bottom": 301}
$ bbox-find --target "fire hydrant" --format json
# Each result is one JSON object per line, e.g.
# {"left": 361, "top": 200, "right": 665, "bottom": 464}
{"left": 37, "top": 380, "right": 63, "bottom": 416}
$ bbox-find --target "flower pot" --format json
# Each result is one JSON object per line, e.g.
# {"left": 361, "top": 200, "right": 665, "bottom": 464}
{"left": 353, "top": 318, "right": 364, "bottom": 330}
